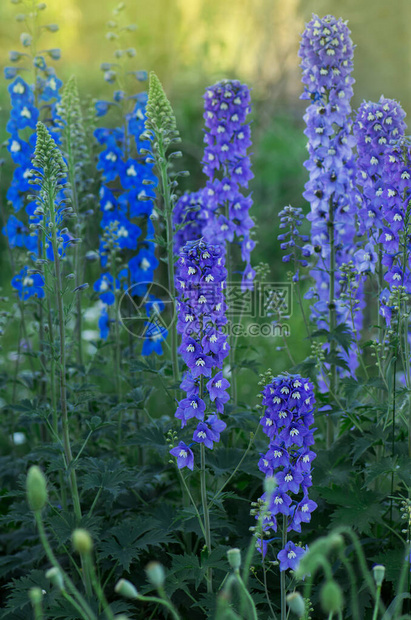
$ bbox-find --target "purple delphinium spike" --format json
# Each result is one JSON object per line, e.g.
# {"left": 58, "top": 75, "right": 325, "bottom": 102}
{"left": 200, "top": 80, "right": 255, "bottom": 290}
{"left": 173, "top": 189, "right": 208, "bottom": 255}
{"left": 299, "top": 14, "right": 362, "bottom": 379}
{"left": 378, "top": 142, "right": 411, "bottom": 325}
{"left": 256, "top": 374, "right": 316, "bottom": 570}
{"left": 169, "top": 239, "right": 229, "bottom": 469}
{"left": 354, "top": 97, "right": 406, "bottom": 238}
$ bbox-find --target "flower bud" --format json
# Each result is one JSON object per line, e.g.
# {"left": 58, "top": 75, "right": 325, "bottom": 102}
{"left": 115, "top": 579, "right": 138, "bottom": 599}
{"left": 286, "top": 592, "right": 305, "bottom": 617}
{"left": 320, "top": 580, "right": 344, "bottom": 614}
{"left": 372, "top": 564, "right": 385, "bottom": 587}
{"left": 26, "top": 465, "right": 48, "bottom": 512}
{"left": 29, "top": 587, "right": 43, "bottom": 604}
{"left": 20, "top": 32, "right": 32, "bottom": 47}
{"left": 263, "top": 475, "right": 277, "bottom": 497}
{"left": 227, "top": 548, "right": 241, "bottom": 571}
{"left": 46, "top": 567, "right": 64, "bottom": 590}
{"left": 72, "top": 529, "right": 93, "bottom": 554}
{"left": 145, "top": 561, "right": 165, "bottom": 588}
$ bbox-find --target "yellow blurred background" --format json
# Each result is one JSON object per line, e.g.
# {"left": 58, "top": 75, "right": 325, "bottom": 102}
{"left": 0, "top": 0, "right": 410, "bottom": 114}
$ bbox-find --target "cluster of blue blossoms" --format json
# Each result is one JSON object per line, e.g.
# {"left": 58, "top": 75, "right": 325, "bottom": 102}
{"left": 174, "top": 80, "right": 255, "bottom": 290}
{"left": 299, "top": 14, "right": 361, "bottom": 376}
{"left": 92, "top": 91, "right": 165, "bottom": 354}
{"left": 257, "top": 374, "right": 317, "bottom": 571}
{"left": 4, "top": 61, "right": 63, "bottom": 300}
{"left": 170, "top": 239, "right": 230, "bottom": 469}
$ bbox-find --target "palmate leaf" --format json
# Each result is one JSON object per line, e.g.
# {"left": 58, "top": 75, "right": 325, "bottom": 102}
{"left": 3, "top": 569, "right": 50, "bottom": 617}
{"left": 46, "top": 510, "right": 103, "bottom": 547}
{"left": 80, "top": 457, "right": 136, "bottom": 499}
{"left": 318, "top": 483, "right": 384, "bottom": 535}
{"left": 99, "top": 518, "right": 173, "bottom": 572}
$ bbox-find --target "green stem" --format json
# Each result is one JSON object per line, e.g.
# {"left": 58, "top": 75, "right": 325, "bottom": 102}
{"left": 51, "top": 223, "right": 82, "bottom": 522}
{"left": 372, "top": 585, "right": 381, "bottom": 620}
{"left": 200, "top": 443, "right": 212, "bottom": 593}
{"left": 156, "top": 133, "right": 179, "bottom": 383}
{"left": 224, "top": 212, "right": 237, "bottom": 405}
{"left": 328, "top": 199, "right": 336, "bottom": 449}
{"left": 177, "top": 468, "right": 207, "bottom": 539}
{"left": 281, "top": 514, "right": 287, "bottom": 620}
{"left": 85, "top": 554, "right": 115, "bottom": 620}
{"left": 234, "top": 571, "right": 258, "bottom": 620}
{"left": 135, "top": 594, "right": 181, "bottom": 620}
{"left": 34, "top": 512, "right": 96, "bottom": 620}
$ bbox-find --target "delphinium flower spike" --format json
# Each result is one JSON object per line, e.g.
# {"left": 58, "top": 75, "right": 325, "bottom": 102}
{"left": 31, "top": 121, "right": 82, "bottom": 520}
{"left": 255, "top": 373, "right": 316, "bottom": 581}
{"left": 299, "top": 14, "right": 359, "bottom": 443}
{"left": 170, "top": 238, "right": 230, "bottom": 591}
{"left": 201, "top": 80, "right": 255, "bottom": 289}
{"left": 93, "top": 13, "right": 160, "bottom": 365}
{"left": 3, "top": 2, "right": 63, "bottom": 305}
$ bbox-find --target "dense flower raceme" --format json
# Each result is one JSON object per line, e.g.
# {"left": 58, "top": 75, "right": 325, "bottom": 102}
{"left": 169, "top": 239, "right": 230, "bottom": 469}
{"left": 173, "top": 189, "right": 207, "bottom": 254}
{"left": 377, "top": 142, "right": 411, "bottom": 324}
{"left": 257, "top": 374, "right": 317, "bottom": 571}
{"left": 353, "top": 97, "right": 406, "bottom": 240}
{"left": 299, "top": 14, "right": 361, "bottom": 376}
{"left": 93, "top": 93, "right": 165, "bottom": 354}
{"left": 174, "top": 80, "right": 255, "bottom": 290}
{"left": 3, "top": 67, "right": 63, "bottom": 301}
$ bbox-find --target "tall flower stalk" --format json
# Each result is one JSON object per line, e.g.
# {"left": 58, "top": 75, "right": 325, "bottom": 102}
{"left": 299, "top": 14, "right": 357, "bottom": 445}
{"left": 256, "top": 373, "right": 317, "bottom": 620}
{"left": 144, "top": 72, "right": 184, "bottom": 382}
{"left": 57, "top": 76, "right": 90, "bottom": 367}
{"left": 170, "top": 238, "right": 230, "bottom": 591}
{"left": 31, "top": 121, "right": 82, "bottom": 520}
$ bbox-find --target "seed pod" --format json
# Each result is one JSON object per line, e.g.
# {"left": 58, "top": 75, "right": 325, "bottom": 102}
{"left": 145, "top": 561, "right": 165, "bottom": 588}
{"left": 115, "top": 579, "right": 139, "bottom": 599}
{"left": 320, "top": 580, "right": 344, "bottom": 614}
{"left": 26, "top": 466, "right": 48, "bottom": 512}
{"left": 72, "top": 529, "right": 93, "bottom": 554}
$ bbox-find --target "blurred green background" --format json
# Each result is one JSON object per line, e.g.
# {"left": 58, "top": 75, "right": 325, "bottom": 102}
{"left": 0, "top": 0, "right": 410, "bottom": 396}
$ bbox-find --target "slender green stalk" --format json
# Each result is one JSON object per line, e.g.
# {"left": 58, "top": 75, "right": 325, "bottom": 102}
{"left": 224, "top": 203, "right": 237, "bottom": 405}
{"left": 135, "top": 594, "right": 181, "bottom": 620}
{"left": 234, "top": 571, "right": 258, "bottom": 620}
{"left": 50, "top": 221, "right": 82, "bottom": 521}
{"left": 200, "top": 443, "right": 212, "bottom": 592}
{"left": 84, "top": 554, "right": 115, "bottom": 620}
{"left": 34, "top": 512, "right": 96, "bottom": 620}
{"left": 372, "top": 583, "right": 382, "bottom": 620}
{"left": 327, "top": 198, "right": 336, "bottom": 449}
{"left": 177, "top": 468, "right": 207, "bottom": 539}
{"left": 262, "top": 558, "right": 277, "bottom": 620}
{"left": 281, "top": 514, "right": 287, "bottom": 620}
{"left": 161, "top": 150, "right": 179, "bottom": 383}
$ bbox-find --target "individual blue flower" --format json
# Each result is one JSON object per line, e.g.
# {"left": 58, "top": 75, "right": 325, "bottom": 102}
{"left": 169, "top": 441, "right": 194, "bottom": 471}
{"left": 277, "top": 541, "right": 305, "bottom": 571}
{"left": 93, "top": 273, "right": 117, "bottom": 305}
{"left": 11, "top": 266, "right": 45, "bottom": 300}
